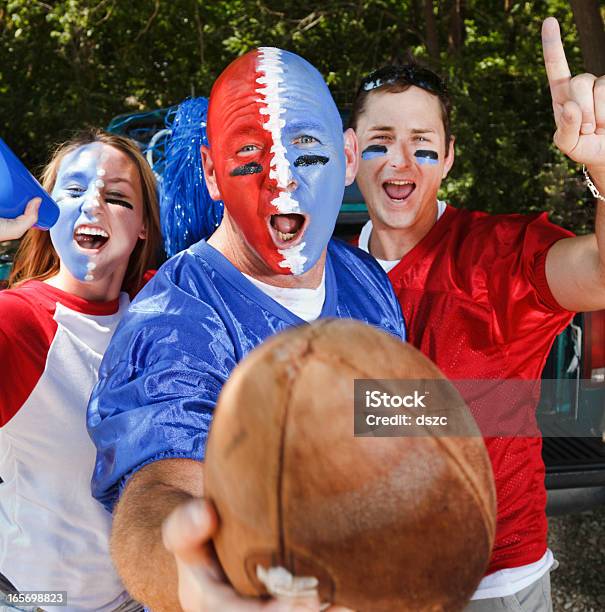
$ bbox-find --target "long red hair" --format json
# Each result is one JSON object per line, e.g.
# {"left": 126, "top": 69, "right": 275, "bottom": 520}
{"left": 8, "top": 130, "right": 161, "bottom": 294}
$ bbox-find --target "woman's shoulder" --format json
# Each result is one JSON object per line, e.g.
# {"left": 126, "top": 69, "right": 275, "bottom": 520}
{"left": 0, "top": 280, "right": 58, "bottom": 342}
{"left": 0, "top": 281, "right": 62, "bottom": 427}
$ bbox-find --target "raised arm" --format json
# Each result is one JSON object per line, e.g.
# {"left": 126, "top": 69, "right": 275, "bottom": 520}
{"left": 110, "top": 458, "right": 205, "bottom": 611}
{"left": 541, "top": 17, "right": 605, "bottom": 311}
{"left": 111, "top": 458, "right": 331, "bottom": 612}
{"left": 0, "top": 197, "right": 40, "bottom": 241}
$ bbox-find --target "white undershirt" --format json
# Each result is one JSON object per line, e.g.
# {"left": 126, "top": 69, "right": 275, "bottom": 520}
{"left": 471, "top": 550, "right": 555, "bottom": 599}
{"left": 357, "top": 200, "right": 447, "bottom": 272}
{"left": 359, "top": 198, "right": 556, "bottom": 598}
{"left": 242, "top": 270, "right": 326, "bottom": 322}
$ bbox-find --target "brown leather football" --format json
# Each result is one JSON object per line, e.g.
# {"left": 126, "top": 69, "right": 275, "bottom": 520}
{"left": 205, "top": 319, "right": 496, "bottom": 612}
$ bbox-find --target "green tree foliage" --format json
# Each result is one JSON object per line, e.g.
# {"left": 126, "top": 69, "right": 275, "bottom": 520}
{"left": 0, "top": 0, "right": 602, "bottom": 232}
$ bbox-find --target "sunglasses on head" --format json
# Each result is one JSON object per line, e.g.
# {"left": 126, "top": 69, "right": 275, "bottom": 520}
{"left": 359, "top": 65, "right": 447, "bottom": 97}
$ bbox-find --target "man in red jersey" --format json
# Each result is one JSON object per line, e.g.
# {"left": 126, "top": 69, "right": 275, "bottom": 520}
{"left": 351, "top": 17, "right": 605, "bottom": 612}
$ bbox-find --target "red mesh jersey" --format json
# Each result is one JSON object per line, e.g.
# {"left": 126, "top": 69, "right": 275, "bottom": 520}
{"left": 362, "top": 205, "right": 574, "bottom": 574}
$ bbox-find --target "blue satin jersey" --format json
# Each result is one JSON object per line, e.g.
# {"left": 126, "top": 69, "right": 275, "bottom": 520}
{"left": 88, "top": 238, "right": 406, "bottom": 512}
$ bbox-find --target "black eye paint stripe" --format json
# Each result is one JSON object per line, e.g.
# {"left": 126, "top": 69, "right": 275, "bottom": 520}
{"left": 107, "top": 199, "right": 134, "bottom": 210}
{"left": 414, "top": 150, "right": 439, "bottom": 160}
{"left": 362, "top": 145, "right": 388, "bottom": 154}
{"left": 230, "top": 162, "right": 263, "bottom": 176}
{"left": 294, "top": 155, "right": 329, "bottom": 167}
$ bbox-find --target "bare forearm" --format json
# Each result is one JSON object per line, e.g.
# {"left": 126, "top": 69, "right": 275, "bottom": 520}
{"left": 584, "top": 165, "right": 605, "bottom": 282}
{"left": 112, "top": 480, "right": 193, "bottom": 611}
{"left": 110, "top": 459, "right": 205, "bottom": 612}
{"left": 545, "top": 167, "right": 605, "bottom": 311}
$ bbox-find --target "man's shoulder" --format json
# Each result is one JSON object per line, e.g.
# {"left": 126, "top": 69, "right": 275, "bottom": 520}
{"left": 426, "top": 206, "right": 575, "bottom": 300}
{"left": 327, "top": 237, "right": 405, "bottom": 339}
{"left": 449, "top": 206, "right": 571, "bottom": 238}
{"left": 129, "top": 242, "right": 223, "bottom": 314}
{"left": 431, "top": 207, "right": 572, "bottom": 263}
{"left": 150, "top": 241, "right": 212, "bottom": 283}
{"left": 107, "top": 241, "right": 251, "bottom": 356}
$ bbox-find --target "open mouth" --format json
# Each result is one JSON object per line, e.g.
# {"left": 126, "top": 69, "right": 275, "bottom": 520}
{"left": 383, "top": 180, "right": 416, "bottom": 202}
{"left": 268, "top": 213, "right": 308, "bottom": 248}
{"left": 73, "top": 225, "right": 110, "bottom": 251}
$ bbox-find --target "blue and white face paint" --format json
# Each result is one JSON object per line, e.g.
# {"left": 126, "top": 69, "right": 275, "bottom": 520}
{"left": 414, "top": 150, "right": 439, "bottom": 165}
{"left": 361, "top": 144, "right": 439, "bottom": 165}
{"left": 361, "top": 145, "right": 388, "bottom": 161}
{"left": 48, "top": 142, "right": 146, "bottom": 290}
{"left": 266, "top": 47, "right": 346, "bottom": 274}
{"left": 50, "top": 143, "right": 109, "bottom": 282}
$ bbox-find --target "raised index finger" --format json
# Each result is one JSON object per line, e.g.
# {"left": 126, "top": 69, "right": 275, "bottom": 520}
{"left": 542, "top": 17, "right": 571, "bottom": 104}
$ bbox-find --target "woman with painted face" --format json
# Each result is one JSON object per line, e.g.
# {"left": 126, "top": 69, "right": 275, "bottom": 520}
{"left": 0, "top": 130, "right": 161, "bottom": 612}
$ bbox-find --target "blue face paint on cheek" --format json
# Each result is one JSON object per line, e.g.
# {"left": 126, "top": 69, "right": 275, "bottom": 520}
{"left": 415, "top": 149, "right": 439, "bottom": 165}
{"left": 49, "top": 144, "right": 104, "bottom": 281}
{"left": 277, "top": 50, "right": 346, "bottom": 274}
{"left": 361, "top": 145, "right": 388, "bottom": 160}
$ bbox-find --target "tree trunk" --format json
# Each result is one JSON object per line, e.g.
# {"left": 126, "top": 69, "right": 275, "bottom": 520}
{"left": 411, "top": 0, "right": 422, "bottom": 36}
{"left": 424, "top": 0, "right": 440, "bottom": 60}
{"left": 570, "top": 0, "right": 605, "bottom": 76}
{"left": 448, "top": 0, "right": 465, "bottom": 54}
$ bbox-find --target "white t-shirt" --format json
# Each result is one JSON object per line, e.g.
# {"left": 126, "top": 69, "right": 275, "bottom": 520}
{"left": 242, "top": 270, "right": 326, "bottom": 322}
{"left": 471, "top": 550, "right": 554, "bottom": 599}
{"left": 0, "top": 281, "right": 131, "bottom": 611}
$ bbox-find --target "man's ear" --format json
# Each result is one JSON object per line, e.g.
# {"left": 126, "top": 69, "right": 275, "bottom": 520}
{"left": 201, "top": 145, "right": 222, "bottom": 201}
{"left": 442, "top": 136, "right": 455, "bottom": 180}
{"left": 343, "top": 128, "right": 359, "bottom": 187}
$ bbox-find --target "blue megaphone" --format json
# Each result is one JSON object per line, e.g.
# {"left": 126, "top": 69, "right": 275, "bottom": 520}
{"left": 0, "top": 138, "right": 60, "bottom": 230}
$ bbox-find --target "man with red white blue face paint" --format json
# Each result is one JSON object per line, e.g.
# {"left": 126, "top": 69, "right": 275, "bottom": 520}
{"left": 87, "top": 48, "right": 405, "bottom": 611}
{"left": 202, "top": 47, "right": 349, "bottom": 281}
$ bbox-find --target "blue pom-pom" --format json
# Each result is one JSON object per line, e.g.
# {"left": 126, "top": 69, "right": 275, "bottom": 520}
{"left": 155, "top": 97, "right": 224, "bottom": 257}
